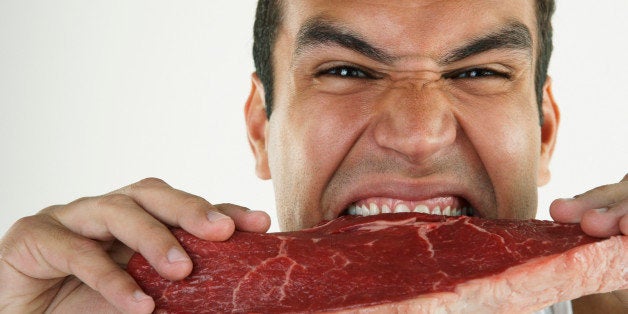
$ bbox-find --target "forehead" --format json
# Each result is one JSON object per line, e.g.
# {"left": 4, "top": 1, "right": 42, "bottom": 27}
{"left": 279, "top": 0, "right": 537, "bottom": 61}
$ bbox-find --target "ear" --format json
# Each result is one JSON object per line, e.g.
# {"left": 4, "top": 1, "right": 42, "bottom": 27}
{"left": 537, "top": 76, "right": 560, "bottom": 186}
{"left": 245, "top": 72, "right": 271, "bottom": 180}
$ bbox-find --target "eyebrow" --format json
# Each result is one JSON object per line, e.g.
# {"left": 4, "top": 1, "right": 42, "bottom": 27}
{"left": 294, "top": 17, "right": 532, "bottom": 66}
{"left": 441, "top": 21, "right": 533, "bottom": 64}
{"left": 294, "top": 17, "right": 395, "bottom": 64}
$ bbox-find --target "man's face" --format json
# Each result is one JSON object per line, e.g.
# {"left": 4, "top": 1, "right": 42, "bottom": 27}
{"left": 247, "top": 0, "right": 558, "bottom": 231}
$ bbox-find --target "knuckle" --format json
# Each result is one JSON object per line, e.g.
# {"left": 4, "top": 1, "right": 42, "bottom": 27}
{"left": 0, "top": 214, "right": 65, "bottom": 262}
{"left": 181, "top": 196, "right": 211, "bottom": 212}
{"left": 0, "top": 216, "right": 37, "bottom": 259}
{"left": 5, "top": 215, "right": 53, "bottom": 240}
{"left": 96, "top": 193, "right": 133, "bottom": 208}
{"left": 61, "top": 197, "right": 95, "bottom": 213}
{"left": 73, "top": 196, "right": 91, "bottom": 203}
{"left": 136, "top": 177, "right": 169, "bottom": 188}
{"left": 591, "top": 184, "right": 614, "bottom": 195}
{"left": 38, "top": 204, "right": 62, "bottom": 215}
{"left": 122, "top": 177, "right": 171, "bottom": 195}
{"left": 10, "top": 215, "right": 40, "bottom": 234}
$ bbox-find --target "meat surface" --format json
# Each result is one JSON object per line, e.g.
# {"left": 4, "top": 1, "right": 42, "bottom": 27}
{"left": 127, "top": 213, "right": 627, "bottom": 313}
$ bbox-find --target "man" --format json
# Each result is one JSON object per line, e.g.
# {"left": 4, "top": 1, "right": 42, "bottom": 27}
{"left": 0, "top": 0, "right": 626, "bottom": 313}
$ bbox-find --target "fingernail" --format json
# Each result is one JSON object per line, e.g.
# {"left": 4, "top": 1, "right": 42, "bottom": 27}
{"left": 167, "top": 248, "right": 188, "bottom": 264}
{"left": 133, "top": 290, "right": 151, "bottom": 302}
{"left": 594, "top": 208, "right": 609, "bottom": 213}
{"left": 207, "top": 210, "right": 229, "bottom": 222}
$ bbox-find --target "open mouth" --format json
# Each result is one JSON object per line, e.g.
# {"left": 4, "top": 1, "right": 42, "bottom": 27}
{"left": 342, "top": 196, "right": 476, "bottom": 217}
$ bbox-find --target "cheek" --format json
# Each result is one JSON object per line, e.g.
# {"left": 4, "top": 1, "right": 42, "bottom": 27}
{"left": 457, "top": 92, "right": 541, "bottom": 218}
{"left": 267, "top": 93, "right": 370, "bottom": 230}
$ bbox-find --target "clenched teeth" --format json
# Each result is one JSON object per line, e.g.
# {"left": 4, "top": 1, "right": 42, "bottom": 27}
{"left": 347, "top": 203, "right": 474, "bottom": 217}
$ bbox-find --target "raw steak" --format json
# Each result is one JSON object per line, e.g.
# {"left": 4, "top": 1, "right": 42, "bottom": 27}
{"left": 127, "top": 213, "right": 627, "bottom": 313}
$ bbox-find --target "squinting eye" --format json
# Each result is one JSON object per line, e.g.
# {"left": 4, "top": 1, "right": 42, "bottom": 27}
{"left": 449, "top": 68, "right": 509, "bottom": 79}
{"left": 320, "top": 66, "right": 373, "bottom": 79}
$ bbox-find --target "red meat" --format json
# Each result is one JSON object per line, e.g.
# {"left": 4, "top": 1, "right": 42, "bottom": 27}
{"left": 127, "top": 213, "right": 627, "bottom": 313}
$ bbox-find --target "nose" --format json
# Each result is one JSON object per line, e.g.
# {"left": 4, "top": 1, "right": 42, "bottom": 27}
{"left": 373, "top": 81, "right": 457, "bottom": 163}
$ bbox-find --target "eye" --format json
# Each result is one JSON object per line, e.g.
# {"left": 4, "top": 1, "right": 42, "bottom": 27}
{"left": 318, "top": 65, "right": 374, "bottom": 79}
{"left": 447, "top": 68, "right": 510, "bottom": 80}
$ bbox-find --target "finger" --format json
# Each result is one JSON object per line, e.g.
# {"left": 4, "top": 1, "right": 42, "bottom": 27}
{"left": 579, "top": 198, "right": 628, "bottom": 237}
{"left": 216, "top": 203, "right": 271, "bottom": 233}
{"left": 116, "top": 178, "right": 236, "bottom": 241}
{"left": 56, "top": 232, "right": 156, "bottom": 313}
{"left": 2, "top": 215, "right": 155, "bottom": 314}
{"left": 50, "top": 194, "right": 193, "bottom": 281}
{"left": 550, "top": 178, "right": 628, "bottom": 223}
{"left": 571, "top": 179, "right": 628, "bottom": 210}
{"left": 549, "top": 198, "right": 586, "bottom": 223}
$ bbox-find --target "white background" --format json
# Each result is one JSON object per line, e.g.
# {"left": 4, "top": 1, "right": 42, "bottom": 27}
{"left": 1, "top": 1, "right": 626, "bottom": 235}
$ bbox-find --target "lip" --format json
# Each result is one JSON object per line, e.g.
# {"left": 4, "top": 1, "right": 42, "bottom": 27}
{"left": 325, "top": 175, "right": 484, "bottom": 219}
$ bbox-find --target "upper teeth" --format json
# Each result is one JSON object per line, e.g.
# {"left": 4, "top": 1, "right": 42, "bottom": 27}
{"left": 347, "top": 203, "right": 473, "bottom": 217}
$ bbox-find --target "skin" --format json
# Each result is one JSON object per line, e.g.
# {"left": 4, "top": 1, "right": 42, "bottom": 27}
{"left": 0, "top": 0, "right": 626, "bottom": 313}
{"left": 252, "top": 0, "right": 549, "bottom": 231}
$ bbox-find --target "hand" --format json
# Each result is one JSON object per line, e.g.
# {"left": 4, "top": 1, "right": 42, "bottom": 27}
{"left": 0, "top": 178, "right": 271, "bottom": 314}
{"left": 550, "top": 173, "right": 628, "bottom": 237}
{"left": 550, "top": 174, "right": 628, "bottom": 310}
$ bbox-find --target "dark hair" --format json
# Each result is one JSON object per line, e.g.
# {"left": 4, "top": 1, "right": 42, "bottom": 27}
{"left": 253, "top": 0, "right": 283, "bottom": 118}
{"left": 253, "top": 0, "right": 555, "bottom": 121}
{"left": 534, "top": 0, "right": 556, "bottom": 123}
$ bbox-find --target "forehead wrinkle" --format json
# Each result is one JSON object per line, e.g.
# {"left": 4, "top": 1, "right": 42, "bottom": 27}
{"left": 293, "top": 16, "right": 396, "bottom": 65}
{"left": 440, "top": 20, "right": 533, "bottom": 65}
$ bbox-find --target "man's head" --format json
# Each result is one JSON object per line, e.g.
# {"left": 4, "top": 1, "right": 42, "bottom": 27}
{"left": 246, "top": 0, "right": 560, "bottom": 231}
